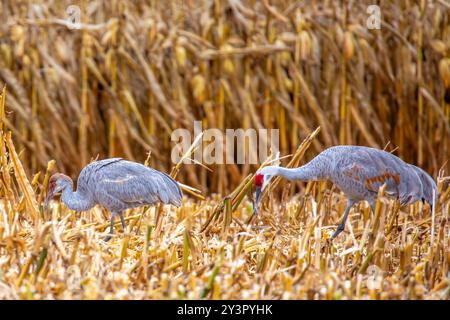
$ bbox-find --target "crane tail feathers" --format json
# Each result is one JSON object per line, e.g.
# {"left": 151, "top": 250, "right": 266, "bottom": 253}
{"left": 154, "top": 172, "right": 183, "bottom": 207}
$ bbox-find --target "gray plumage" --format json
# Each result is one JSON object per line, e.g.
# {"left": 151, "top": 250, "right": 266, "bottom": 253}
{"left": 44, "top": 158, "right": 183, "bottom": 241}
{"left": 254, "top": 145, "right": 437, "bottom": 240}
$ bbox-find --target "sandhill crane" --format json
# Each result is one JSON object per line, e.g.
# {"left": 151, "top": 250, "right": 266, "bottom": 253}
{"left": 43, "top": 158, "right": 183, "bottom": 241}
{"left": 254, "top": 146, "right": 437, "bottom": 240}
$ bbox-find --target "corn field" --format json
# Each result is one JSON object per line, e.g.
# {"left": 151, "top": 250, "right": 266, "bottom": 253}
{"left": 0, "top": 0, "right": 449, "bottom": 300}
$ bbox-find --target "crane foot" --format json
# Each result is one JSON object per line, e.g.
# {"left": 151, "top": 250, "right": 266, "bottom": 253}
{"left": 103, "top": 235, "right": 113, "bottom": 242}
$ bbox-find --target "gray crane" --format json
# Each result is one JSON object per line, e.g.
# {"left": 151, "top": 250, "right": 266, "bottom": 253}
{"left": 253, "top": 146, "right": 437, "bottom": 240}
{"left": 43, "top": 158, "right": 183, "bottom": 241}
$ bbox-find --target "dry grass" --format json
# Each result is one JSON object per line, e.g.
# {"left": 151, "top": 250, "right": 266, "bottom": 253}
{"left": 0, "top": 0, "right": 450, "bottom": 300}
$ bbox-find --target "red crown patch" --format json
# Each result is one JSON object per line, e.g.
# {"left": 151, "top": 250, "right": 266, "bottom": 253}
{"left": 254, "top": 174, "right": 264, "bottom": 187}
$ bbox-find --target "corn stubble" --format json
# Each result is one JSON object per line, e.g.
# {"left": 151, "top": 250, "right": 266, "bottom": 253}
{"left": 1, "top": 92, "right": 450, "bottom": 298}
{"left": 0, "top": 1, "right": 450, "bottom": 300}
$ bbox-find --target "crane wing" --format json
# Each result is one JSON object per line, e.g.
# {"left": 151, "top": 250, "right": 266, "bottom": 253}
{"left": 339, "top": 151, "right": 401, "bottom": 197}
{"left": 92, "top": 160, "right": 183, "bottom": 208}
{"left": 341, "top": 148, "right": 424, "bottom": 205}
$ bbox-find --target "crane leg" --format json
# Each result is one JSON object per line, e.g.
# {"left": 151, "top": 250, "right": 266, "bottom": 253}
{"left": 331, "top": 199, "right": 355, "bottom": 240}
{"left": 118, "top": 212, "right": 127, "bottom": 232}
{"left": 104, "top": 211, "right": 116, "bottom": 242}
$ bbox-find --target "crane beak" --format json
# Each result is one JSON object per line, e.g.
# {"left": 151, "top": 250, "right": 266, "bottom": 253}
{"left": 43, "top": 197, "right": 49, "bottom": 212}
{"left": 253, "top": 187, "right": 262, "bottom": 215}
{"left": 43, "top": 191, "right": 53, "bottom": 212}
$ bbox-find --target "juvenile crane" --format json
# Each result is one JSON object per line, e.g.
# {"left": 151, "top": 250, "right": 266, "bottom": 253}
{"left": 43, "top": 158, "right": 183, "bottom": 241}
{"left": 254, "top": 146, "right": 437, "bottom": 240}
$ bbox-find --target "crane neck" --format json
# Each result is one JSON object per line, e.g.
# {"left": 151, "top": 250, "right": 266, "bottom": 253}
{"left": 61, "top": 182, "right": 95, "bottom": 212}
{"left": 274, "top": 165, "right": 327, "bottom": 181}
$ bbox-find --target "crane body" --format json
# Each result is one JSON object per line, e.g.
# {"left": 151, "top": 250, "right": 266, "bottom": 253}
{"left": 254, "top": 146, "right": 437, "bottom": 240}
{"left": 44, "top": 158, "right": 183, "bottom": 241}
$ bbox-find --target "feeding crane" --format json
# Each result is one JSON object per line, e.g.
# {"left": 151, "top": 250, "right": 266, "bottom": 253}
{"left": 43, "top": 158, "right": 183, "bottom": 241}
{"left": 253, "top": 146, "right": 437, "bottom": 240}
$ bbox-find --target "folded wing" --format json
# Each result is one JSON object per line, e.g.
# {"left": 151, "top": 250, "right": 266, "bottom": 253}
{"left": 93, "top": 160, "right": 183, "bottom": 209}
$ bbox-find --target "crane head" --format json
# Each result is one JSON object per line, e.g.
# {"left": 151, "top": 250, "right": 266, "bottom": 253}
{"left": 43, "top": 173, "right": 71, "bottom": 211}
{"left": 253, "top": 168, "right": 276, "bottom": 215}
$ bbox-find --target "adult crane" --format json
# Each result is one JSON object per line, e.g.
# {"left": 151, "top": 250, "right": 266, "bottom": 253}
{"left": 43, "top": 158, "right": 183, "bottom": 241}
{"left": 253, "top": 146, "right": 437, "bottom": 240}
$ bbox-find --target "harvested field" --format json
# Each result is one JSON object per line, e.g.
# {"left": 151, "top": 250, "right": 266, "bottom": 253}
{"left": 0, "top": 0, "right": 449, "bottom": 300}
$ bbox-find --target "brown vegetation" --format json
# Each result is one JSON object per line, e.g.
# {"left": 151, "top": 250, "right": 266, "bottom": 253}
{"left": 0, "top": 1, "right": 449, "bottom": 300}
